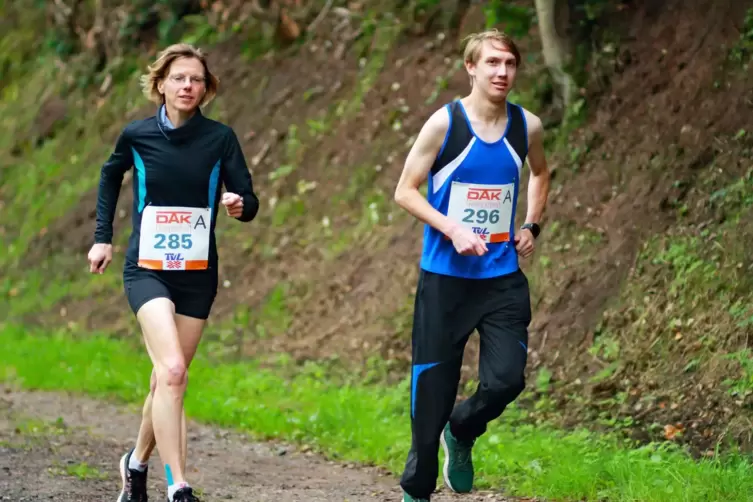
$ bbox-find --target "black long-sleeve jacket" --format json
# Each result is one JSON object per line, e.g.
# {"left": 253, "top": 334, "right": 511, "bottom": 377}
{"left": 94, "top": 109, "right": 259, "bottom": 276}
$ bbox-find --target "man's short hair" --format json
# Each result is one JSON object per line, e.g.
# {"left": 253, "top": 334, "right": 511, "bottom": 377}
{"left": 462, "top": 29, "right": 521, "bottom": 66}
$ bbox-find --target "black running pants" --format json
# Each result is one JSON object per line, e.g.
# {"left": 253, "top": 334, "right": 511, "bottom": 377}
{"left": 399, "top": 268, "right": 532, "bottom": 499}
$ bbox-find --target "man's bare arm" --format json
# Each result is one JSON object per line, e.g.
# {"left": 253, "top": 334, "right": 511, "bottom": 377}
{"left": 523, "top": 111, "right": 550, "bottom": 225}
{"left": 394, "top": 108, "right": 461, "bottom": 238}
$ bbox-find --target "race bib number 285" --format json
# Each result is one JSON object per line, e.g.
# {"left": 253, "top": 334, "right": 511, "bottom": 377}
{"left": 138, "top": 206, "right": 211, "bottom": 270}
{"left": 447, "top": 182, "right": 515, "bottom": 243}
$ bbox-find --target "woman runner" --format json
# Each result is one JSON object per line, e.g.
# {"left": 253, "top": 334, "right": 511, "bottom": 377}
{"left": 87, "top": 43, "right": 260, "bottom": 502}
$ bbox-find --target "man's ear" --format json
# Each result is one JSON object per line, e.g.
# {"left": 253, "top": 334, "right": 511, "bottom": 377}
{"left": 464, "top": 61, "right": 477, "bottom": 88}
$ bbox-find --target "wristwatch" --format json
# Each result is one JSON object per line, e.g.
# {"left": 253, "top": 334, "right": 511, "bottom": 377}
{"left": 520, "top": 222, "right": 541, "bottom": 239}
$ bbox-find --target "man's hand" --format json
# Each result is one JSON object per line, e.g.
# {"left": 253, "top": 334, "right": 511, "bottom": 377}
{"left": 88, "top": 243, "right": 113, "bottom": 274}
{"left": 222, "top": 192, "right": 244, "bottom": 218}
{"left": 515, "top": 229, "right": 535, "bottom": 258}
{"left": 448, "top": 225, "right": 488, "bottom": 256}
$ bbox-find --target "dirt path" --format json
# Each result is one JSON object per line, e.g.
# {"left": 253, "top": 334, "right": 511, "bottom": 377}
{"left": 0, "top": 386, "right": 517, "bottom": 501}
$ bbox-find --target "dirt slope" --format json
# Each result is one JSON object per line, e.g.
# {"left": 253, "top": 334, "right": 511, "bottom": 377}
{"left": 519, "top": 0, "right": 753, "bottom": 452}
{"left": 528, "top": 0, "right": 753, "bottom": 358}
{"left": 0, "top": 386, "right": 523, "bottom": 502}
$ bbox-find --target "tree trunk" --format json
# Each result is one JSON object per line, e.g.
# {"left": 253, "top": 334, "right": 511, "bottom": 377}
{"left": 534, "top": 0, "right": 576, "bottom": 110}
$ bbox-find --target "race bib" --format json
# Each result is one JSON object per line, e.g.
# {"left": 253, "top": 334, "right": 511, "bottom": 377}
{"left": 138, "top": 206, "right": 211, "bottom": 270}
{"left": 447, "top": 182, "right": 515, "bottom": 243}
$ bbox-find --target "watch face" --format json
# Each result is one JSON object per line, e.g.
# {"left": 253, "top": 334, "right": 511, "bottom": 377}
{"left": 523, "top": 223, "right": 540, "bottom": 237}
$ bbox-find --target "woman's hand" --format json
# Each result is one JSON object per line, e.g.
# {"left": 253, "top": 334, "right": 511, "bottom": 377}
{"left": 221, "top": 192, "right": 244, "bottom": 218}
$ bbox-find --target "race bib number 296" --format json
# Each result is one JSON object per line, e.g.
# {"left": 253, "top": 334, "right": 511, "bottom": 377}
{"left": 447, "top": 182, "right": 514, "bottom": 243}
{"left": 138, "top": 206, "right": 211, "bottom": 270}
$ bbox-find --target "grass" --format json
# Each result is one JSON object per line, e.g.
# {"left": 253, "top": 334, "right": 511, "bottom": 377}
{"left": 51, "top": 462, "right": 110, "bottom": 481}
{"left": 12, "top": 416, "right": 69, "bottom": 437}
{"left": 3, "top": 323, "right": 753, "bottom": 502}
{"left": 8, "top": 416, "right": 110, "bottom": 480}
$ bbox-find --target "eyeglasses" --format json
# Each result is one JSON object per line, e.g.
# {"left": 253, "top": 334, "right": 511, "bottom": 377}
{"left": 167, "top": 74, "right": 205, "bottom": 85}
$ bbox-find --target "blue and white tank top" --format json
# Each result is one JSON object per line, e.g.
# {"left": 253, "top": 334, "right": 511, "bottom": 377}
{"left": 419, "top": 100, "right": 529, "bottom": 279}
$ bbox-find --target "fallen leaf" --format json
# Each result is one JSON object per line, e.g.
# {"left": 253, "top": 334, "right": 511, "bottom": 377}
{"left": 663, "top": 424, "right": 680, "bottom": 440}
{"left": 666, "top": 422, "right": 685, "bottom": 439}
{"left": 278, "top": 8, "right": 300, "bottom": 42}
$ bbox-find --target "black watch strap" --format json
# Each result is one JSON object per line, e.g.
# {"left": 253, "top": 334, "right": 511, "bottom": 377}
{"left": 521, "top": 222, "right": 541, "bottom": 239}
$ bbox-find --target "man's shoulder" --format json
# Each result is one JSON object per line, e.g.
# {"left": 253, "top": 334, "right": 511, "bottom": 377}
{"left": 422, "top": 102, "right": 454, "bottom": 137}
{"left": 512, "top": 103, "right": 543, "bottom": 133}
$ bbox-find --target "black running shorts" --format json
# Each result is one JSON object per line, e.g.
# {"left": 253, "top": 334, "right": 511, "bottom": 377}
{"left": 123, "top": 266, "right": 218, "bottom": 320}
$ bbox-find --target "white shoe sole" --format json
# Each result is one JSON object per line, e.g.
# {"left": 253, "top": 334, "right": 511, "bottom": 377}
{"left": 439, "top": 430, "right": 457, "bottom": 493}
{"left": 117, "top": 451, "right": 129, "bottom": 502}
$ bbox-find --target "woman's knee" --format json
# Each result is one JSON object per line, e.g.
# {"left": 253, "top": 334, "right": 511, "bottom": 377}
{"left": 155, "top": 356, "right": 188, "bottom": 390}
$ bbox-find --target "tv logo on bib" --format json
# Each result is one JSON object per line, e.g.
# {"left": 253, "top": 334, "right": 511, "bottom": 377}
{"left": 472, "top": 227, "right": 490, "bottom": 240}
{"left": 165, "top": 253, "right": 185, "bottom": 269}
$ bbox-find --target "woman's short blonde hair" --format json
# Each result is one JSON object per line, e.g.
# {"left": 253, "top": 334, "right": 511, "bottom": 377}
{"left": 140, "top": 43, "right": 220, "bottom": 107}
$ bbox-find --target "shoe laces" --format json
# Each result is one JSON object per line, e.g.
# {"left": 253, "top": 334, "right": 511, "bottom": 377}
{"left": 128, "top": 469, "right": 149, "bottom": 501}
{"left": 454, "top": 439, "right": 474, "bottom": 470}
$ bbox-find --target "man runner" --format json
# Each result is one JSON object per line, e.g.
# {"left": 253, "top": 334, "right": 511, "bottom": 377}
{"left": 393, "top": 29, "right": 551, "bottom": 501}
